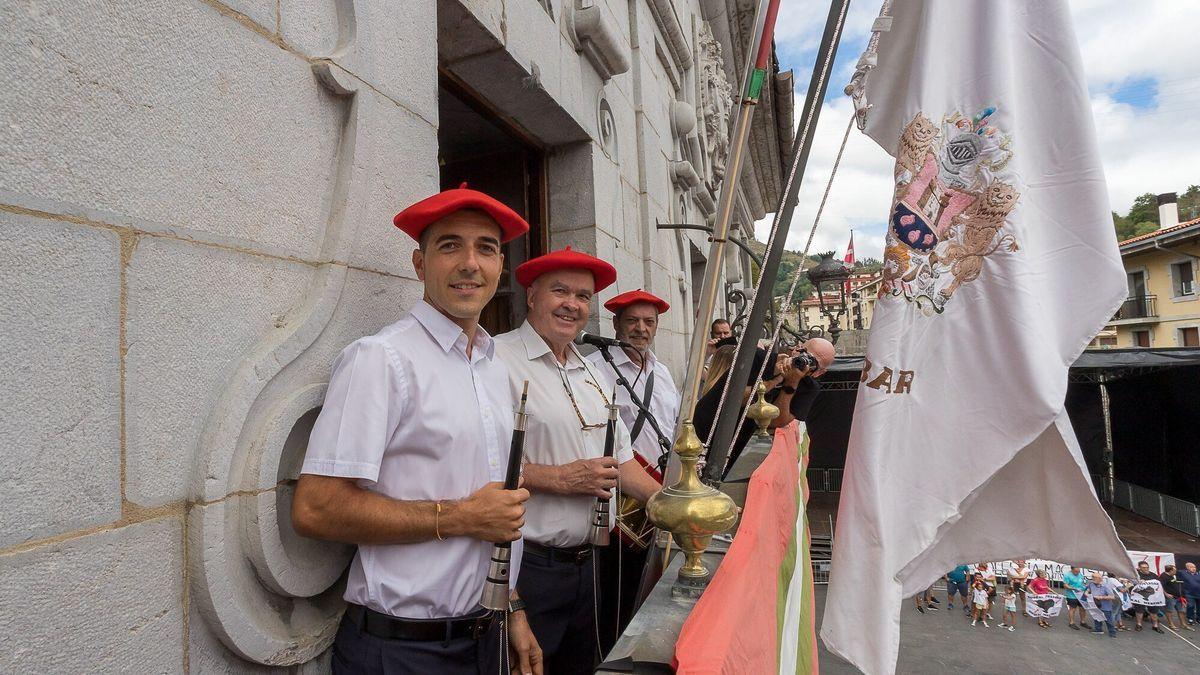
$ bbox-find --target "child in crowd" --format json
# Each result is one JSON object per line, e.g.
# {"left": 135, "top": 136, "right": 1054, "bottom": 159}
{"left": 1000, "top": 585, "right": 1018, "bottom": 631}
{"left": 972, "top": 580, "right": 990, "bottom": 628}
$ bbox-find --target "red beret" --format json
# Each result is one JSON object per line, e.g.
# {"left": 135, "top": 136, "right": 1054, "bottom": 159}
{"left": 393, "top": 183, "right": 530, "bottom": 243}
{"left": 604, "top": 289, "right": 669, "bottom": 315}
{"left": 515, "top": 246, "right": 617, "bottom": 292}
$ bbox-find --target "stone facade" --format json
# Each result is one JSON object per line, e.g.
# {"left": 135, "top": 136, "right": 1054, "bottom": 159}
{"left": 0, "top": 0, "right": 790, "bottom": 670}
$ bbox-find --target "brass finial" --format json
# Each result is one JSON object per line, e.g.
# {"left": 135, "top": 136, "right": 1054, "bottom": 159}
{"left": 746, "top": 382, "right": 779, "bottom": 437}
{"left": 645, "top": 422, "right": 739, "bottom": 586}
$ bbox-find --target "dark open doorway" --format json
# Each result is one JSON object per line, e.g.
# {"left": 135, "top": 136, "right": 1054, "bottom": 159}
{"left": 437, "top": 73, "right": 547, "bottom": 335}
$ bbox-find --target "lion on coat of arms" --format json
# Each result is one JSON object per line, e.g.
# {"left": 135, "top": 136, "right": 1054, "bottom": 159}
{"left": 879, "top": 108, "right": 1020, "bottom": 314}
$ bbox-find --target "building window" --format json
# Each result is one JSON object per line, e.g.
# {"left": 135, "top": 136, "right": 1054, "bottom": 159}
{"left": 1132, "top": 330, "right": 1151, "bottom": 348}
{"left": 1181, "top": 327, "right": 1199, "bottom": 347}
{"left": 1171, "top": 261, "right": 1195, "bottom": 297}
{"left": 1096, "top": 335, "right": 1117, "bottom": 348}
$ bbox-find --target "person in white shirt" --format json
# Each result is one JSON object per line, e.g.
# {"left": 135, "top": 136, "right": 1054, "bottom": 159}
{"left": 291, "top": 185, "right": 541, "bottom": 675}
{"left": 1009, "top": 559, "right": 1031, "bottom": 614}
{"left": 585, "top": 289, "right": 680, "bottom": 651}
{"left": 971, "top": 580, "right": 990, "bottom": 628}
{"left": 494, "top": 248, "right": 662, "bottom": 675}
{"left": 977, "top": 562, "right": 998, "bottom": 620}
{"left": 587, "top": 289, "right": 679, "bottom": 481}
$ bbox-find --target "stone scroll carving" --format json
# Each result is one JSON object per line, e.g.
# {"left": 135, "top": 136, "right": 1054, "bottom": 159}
{"left": 188, "top": 0, "right": 367, "bottom": 665}
{"left": 698, "top": 21, "right": 732, "bottom": 189}
{"left": 565, "top": 1, "right": 631, "bottom": 81}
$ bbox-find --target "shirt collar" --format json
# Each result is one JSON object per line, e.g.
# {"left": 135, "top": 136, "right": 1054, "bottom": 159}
{"left": 610, "top": 344, "right": 657, "bottom": 370}
{"left": 411, "top": 300, "right": 495, "bottom": 360}
{"left": 517, "top": 320, "right": 585, "bottom": 369}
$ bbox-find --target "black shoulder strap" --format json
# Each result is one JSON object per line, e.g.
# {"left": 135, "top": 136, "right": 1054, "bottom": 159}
{"left": 629, "top": 369, "right": 655, "bottom": 444}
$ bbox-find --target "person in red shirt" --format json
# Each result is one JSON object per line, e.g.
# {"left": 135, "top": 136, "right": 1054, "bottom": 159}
{"left": 1029, "top": 569, "right": 1056, "bottom": 629}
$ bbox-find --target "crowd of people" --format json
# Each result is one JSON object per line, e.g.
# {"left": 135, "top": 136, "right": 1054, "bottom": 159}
{"left": 913, "top": 559, "right": 1200, "bottom": 638}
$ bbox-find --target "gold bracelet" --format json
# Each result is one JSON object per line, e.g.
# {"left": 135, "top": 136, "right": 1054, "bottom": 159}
{"left": 435, "top": 501, "right": 444, "bottom": 541}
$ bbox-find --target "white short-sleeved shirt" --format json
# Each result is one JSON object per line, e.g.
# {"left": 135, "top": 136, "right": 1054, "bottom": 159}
{"left": 300, "top": 300, "right": 521, "bottom": 619}
{"left": 979, "top": 568, "right": 996, "bottom": 587}
{"left": 494, "top": 321, "right": 635, "bottom": 547}
{"left": 586, "top": 346, "right": 679, "bottom": 478}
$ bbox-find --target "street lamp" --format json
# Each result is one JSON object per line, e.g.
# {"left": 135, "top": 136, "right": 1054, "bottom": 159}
{"left": 805, "top": 251, "right": 852, "bottom": 345}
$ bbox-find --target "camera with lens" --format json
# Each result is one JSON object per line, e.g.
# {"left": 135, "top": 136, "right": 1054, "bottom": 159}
{"left": 791, "top": 349, "right": 819, "bottom": 373}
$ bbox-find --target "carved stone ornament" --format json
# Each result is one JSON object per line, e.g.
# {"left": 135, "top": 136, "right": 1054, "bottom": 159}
{"left": 597, "top": 91, "right": 619, "bottom": 160}
{"left": 187, "top": 1, "right": 367, "bottom": 665}
{"left": 566, "top": 1, "right": 631, "bottom": 81}
{"left": 670, "top": 99, "right": 697, "bottom": 140}
{"left": 698, "top": 22, "right": 733, "bottom": 187}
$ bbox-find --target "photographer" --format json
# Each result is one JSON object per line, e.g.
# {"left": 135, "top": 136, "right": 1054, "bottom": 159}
{"left": 695, "top": 337, "right": 835, "bottom": 479}
{"left": 770, "top": 338, "right": 835, "bottom": 428}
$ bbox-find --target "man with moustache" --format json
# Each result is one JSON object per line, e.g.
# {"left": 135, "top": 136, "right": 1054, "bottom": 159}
{"left": 494, "top": 249, "right": 662, "bottom": 674}
{"left": 292, "top": 184, "right": 541, "bottom": 675}
{"left": 585, "top": 290, "right": 679, "bottom": 650}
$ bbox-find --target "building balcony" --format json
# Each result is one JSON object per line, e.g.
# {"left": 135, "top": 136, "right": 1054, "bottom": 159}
{"left": 1109, "top": 295, "right": 1157, "bottom": 324}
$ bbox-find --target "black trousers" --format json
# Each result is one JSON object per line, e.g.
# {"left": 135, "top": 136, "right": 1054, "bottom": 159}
{"left": 330, "top": 610, "right": 502, "bottom": 675}
{"left": 596, "top": 538, "right": 649, "bottom": 656}
{"left": 516, "top": 549, "right": 598, "bottom": 675}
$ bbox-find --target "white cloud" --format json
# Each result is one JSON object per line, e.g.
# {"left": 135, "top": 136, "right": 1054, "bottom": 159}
{"left": 1071, "top": 0, "right": 1199, "bottom": 87}
{"left": 755, "top": 97, "right": 893, "bottom": 261}
{"left": 757, "top": 0, "right": 1200, "bottom": 262}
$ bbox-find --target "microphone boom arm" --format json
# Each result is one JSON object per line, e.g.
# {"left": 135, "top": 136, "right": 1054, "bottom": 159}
{"left": 596, "top": 344, "right": 672, "bottom": 473}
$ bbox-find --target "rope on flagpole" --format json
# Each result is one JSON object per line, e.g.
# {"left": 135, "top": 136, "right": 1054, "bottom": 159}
{"left": 709, "top": 0, "right": 896, "bottom": 477}
{"left": 846, "top": 0, "right": 894, "bottom": 130}
{"left": 702, "top": 0, "right": 852, "bottom": 466}
{"left": 715, "top": 111, "right": 856, "bottom": 479}
{"left": 700, "top": 0, "right": 854, "bottom": 461}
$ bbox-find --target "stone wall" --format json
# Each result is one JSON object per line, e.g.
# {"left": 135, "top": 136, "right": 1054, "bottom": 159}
{"left": 0, "top": 0, "right": 785, "bottom": 671}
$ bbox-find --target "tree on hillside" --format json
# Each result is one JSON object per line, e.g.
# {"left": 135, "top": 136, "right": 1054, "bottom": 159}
{"left": 1180, "top": 185, "right": 1200, "bottom": 222}
{"left": 854, "top": 257, "right": 883, "bottom": 272}
{"left": 1112, "top": 186, "right": 1199, "bottom": 240}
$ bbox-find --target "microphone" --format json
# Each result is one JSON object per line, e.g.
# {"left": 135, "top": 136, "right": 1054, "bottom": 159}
{"left": 574, "top": 331, "right": 632, "bottom": 349}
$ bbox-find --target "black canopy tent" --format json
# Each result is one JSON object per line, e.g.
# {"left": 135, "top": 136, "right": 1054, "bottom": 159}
{"left": 805, "top": 348, "right": 1200, "bottom": 503}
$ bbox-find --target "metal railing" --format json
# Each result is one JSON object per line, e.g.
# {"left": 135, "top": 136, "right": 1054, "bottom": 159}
{"left": 1112, "top": 479, "right": 1134, "bottom": 511}
{"left": 1112, "top": 295, "right": 1157, "bottom": 320}
{"left": 1162, "top": 494, "right": 1200, "bottom": 537}
{"left": 806, "top": 468, "right": 843, "bottom": 492}
{"left": 1111, "top": 479, "right": 1200, "bottom": 537}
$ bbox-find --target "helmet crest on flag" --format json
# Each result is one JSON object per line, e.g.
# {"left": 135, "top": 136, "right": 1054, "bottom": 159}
{"left": 880, "top": 108, "right": 1021, "bottom": 314}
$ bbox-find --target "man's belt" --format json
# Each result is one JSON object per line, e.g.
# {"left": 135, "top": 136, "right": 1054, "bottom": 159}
{"left": 524, "top": 541, "right": 593, "bottom": 565}
{"left": 344, "top": 604, "right": 495, "bottom": 641}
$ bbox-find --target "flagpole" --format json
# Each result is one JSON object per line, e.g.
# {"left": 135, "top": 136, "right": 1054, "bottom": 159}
{"left": 644, "top": 0, "right": 781, "bottom": 588}
{"left": 702, "top": 0, "right": 854, "bottom": 483}
{"left": 671, "top": 0, "right": 780, "bottom": 432}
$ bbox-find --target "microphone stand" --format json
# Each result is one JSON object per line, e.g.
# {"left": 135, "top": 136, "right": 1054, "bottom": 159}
{"left": 596, "top": 344, "right": 672, "bottom": 474}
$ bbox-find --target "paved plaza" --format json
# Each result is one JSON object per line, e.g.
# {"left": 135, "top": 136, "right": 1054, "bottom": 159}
{"left": 815, "top": 584, "right": 1200, "bottom": 674}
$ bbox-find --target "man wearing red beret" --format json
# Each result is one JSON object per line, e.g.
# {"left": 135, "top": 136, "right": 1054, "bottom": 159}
{"left": 292, "top": 185, "right": 541, "bottom": 675}
{"left": 584, "top": 289, "right": 679, "bottom": 649}
{"left": 494, "top": 249, "right": 662, "bottom": 674}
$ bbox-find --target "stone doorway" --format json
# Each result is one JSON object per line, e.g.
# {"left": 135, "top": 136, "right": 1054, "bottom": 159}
{"left": 437, "top": 74, "right": 547, "bottom": 336}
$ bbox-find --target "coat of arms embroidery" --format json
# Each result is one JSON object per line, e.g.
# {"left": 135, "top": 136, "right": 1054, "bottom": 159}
{"left": 880, "top": 108, "right": 1020, "bottom": 314}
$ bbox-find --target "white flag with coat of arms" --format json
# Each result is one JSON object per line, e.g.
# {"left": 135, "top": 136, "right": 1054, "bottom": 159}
{"left": 821, "top": 2, "right": 1133, "bottom": 673}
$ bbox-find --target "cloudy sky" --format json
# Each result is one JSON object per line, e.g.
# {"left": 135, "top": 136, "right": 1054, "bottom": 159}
{"left": 756, "top": 0, "right": 1200, "bottom": 260}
